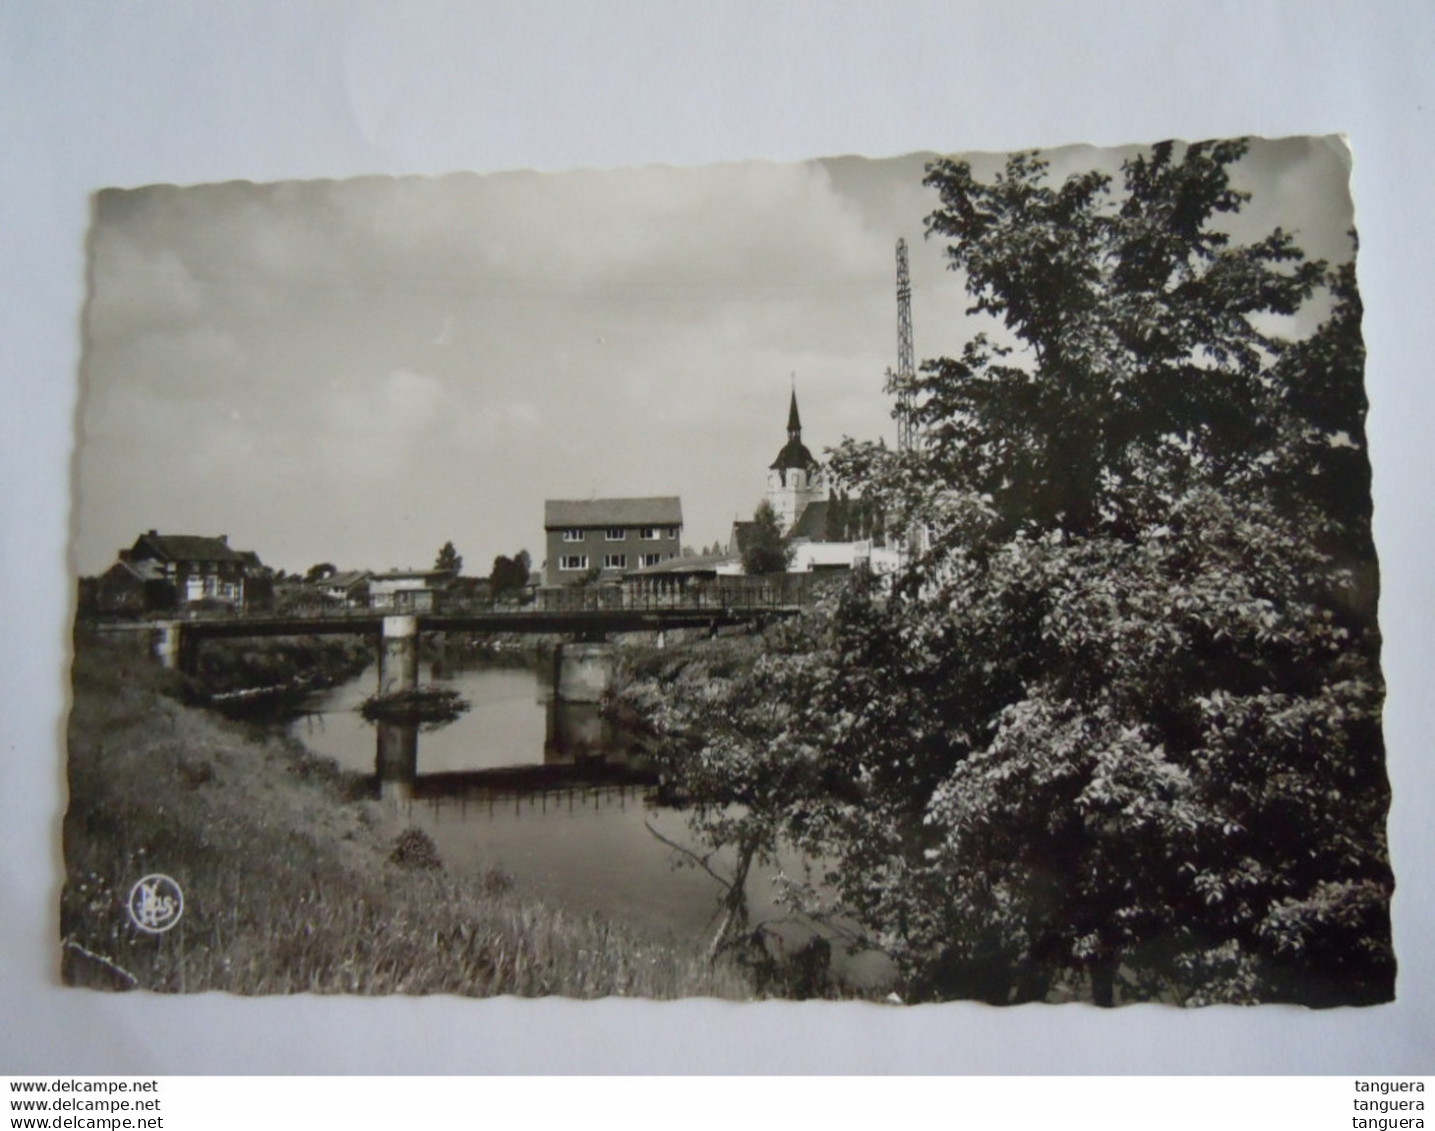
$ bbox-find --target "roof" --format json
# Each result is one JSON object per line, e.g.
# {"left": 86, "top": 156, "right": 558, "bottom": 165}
{"left": 787, "top": 499, "right": 830, "bottom": 541}
{"left": 369, "top": 568, "right": 455, "bottom": 583}
{"left": 729, "top": 520, "right": 758, "bottom": 555}
{"left": 769, "top": 437, "right": 819, "bottom": 473}
{"left": 102, "top": 558, "right": 164, "bottom": 583}
{"left": 625, "top": 553, "right": 730, "bottom": 578}
{"left": 318, "top": 570, "right": 371, "bottom": 589}
{"left": 544, "top": 496, "right": 683, "bottom": 529}
{"left": 770, "top": 389, "right": 819, "bottom": 473}
{"left": 129, "top": 533, "right": 245, "bottom": 563}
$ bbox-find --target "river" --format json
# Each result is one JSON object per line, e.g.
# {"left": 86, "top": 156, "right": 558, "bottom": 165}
{"left": 289, "top": 650, "right": 892, "bottom": 992}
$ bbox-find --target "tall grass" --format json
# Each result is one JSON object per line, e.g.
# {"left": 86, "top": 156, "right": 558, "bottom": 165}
{"left": 62, "top": 636, "right": 752, "bottom": 999}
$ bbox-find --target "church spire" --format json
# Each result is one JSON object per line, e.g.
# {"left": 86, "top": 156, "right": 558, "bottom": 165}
{"left": 770, "top": 380, "right": 818, "bottom": 476}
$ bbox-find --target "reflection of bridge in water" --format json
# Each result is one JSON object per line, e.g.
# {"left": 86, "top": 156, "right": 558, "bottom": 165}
{"left": 374, "top": 701, "right": 658, "bottom": 809}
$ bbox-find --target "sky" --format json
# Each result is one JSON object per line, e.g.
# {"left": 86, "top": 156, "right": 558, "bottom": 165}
{"left": 73, "top": 136, "right": 1355, "bottom": 577}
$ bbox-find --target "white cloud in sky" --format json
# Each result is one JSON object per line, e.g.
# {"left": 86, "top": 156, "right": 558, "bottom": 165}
{"left": 74, "top": 140, "right": 1356, "bottom": 576}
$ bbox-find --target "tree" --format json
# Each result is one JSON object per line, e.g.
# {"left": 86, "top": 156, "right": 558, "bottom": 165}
{"left": 489, "top": 550, "right": 532, "bottom": 595}
{"left": 813, "top": 139, "right": 1392, "bottom": 1004}
{"left": 643, "top": 140, "right": 1392, "bottom": 1005}
{"left": 305, "top": 562, "right": 336, "bottom": 583}
{"left": 434, "top": 541, "right": 463, "bottom": 575}
{"left": 741, "top": 500, "right": 792, "bottom": 575}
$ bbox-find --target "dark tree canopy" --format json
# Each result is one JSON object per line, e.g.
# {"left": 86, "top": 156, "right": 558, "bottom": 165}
{"left": 489, "top": 549, "right": 532, "bottom": 594}
{"left": 634, "top": 139, "right": 1391, "bottom": 1006}
{"left": 434, "top": 541, "right": 463, "bottom": 575}
{"left": 910, "top": 141, "right": 1326, "bottom": 541}
{"left": 741, "top": 500, "right": 792, "bottom": 575}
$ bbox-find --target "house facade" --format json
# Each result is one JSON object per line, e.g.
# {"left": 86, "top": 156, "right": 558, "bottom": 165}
{"left": 543, "top": 497, "right": 683, "bottom": 586}
{"left": 367, "top": 568, "right": 454, "bottom": 612}
{"left": 315, "top": 570, "right": 371, "bottom": 607}
{"left": 105, "top": 531, "right": 266, "bottom": 610}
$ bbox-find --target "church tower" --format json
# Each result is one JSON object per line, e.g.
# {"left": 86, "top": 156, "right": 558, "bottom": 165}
{"left": 766, "top": 387, "right": 828, "bottom": 532}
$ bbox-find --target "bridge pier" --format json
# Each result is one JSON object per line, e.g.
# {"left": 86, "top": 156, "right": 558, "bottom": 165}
{"left": 553, "top": 641, "right": 613, "bottom": 703}
{"left": 378, "top": 615, "right": 419, "bottom": 695}
{"left": 154, "top": 622, "right": 195, "bottom": 673}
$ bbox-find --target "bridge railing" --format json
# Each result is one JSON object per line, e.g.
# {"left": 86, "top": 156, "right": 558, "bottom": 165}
{"left": 532, "top": 575, "right": 813, "bottom": 614}
{"left": 89, "top": 574, "right": 820, "bottom": 625}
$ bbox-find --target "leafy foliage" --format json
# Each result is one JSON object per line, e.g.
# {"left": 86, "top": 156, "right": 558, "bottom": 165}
{"left": 742, "top": 500, "right": 793, "bottom": 575}
{"left": 636, "top": 139, "right": 1392, "bottom": 1005}
{"left": 435, "top": 541, "right": 463, "bottom": 575}
{"left": 489, "top": 549, "right": 532, "bottom": 594}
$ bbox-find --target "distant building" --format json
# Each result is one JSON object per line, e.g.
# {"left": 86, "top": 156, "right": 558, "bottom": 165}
{"left": 766, "top": 389, "right": 829, "bottom": 531}
{"left": 367, "top": 568, "right": 455, "bottom": 612}
{"left": 314, "top": 570, "right": 371, "bottom": 607}
{"left": 100, "top": 530, "right": 267, "bottom": 610}
{"left": 93, "top": 557, "right": 168, "bottom": 614}
{"left": 543, "top": 497, "right": 683, "bottom": 586}
{"left": 731, "top": 390, "right": 900, "bottom": 576}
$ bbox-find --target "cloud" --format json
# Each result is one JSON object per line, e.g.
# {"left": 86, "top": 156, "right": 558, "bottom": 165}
{"left": 74, "top": 141, "right": 1357, "bottom": 575}
{"left": 85, "top": 232, "right": 204, "bottom": 341}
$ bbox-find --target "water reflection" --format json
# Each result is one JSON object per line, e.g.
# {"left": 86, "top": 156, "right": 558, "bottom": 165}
{"left": 372, "top": 701, "right": 656, "bottom": 804}
{"left": 295, "top": 656, "right": 892, "bottom": 989}
{"left": 375, "top": 720, "right": 417, "bottom": 806}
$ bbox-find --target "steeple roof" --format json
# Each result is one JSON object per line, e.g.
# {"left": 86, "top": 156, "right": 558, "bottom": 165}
{"left": 769, "top": 387, "right": 818, "bottom": 473}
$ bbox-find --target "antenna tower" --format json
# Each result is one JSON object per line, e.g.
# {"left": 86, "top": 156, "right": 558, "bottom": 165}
{"left": 893, "top": 237, "right": 917, "bottom": 451}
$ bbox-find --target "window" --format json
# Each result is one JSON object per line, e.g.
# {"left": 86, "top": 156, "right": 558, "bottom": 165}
{"left": 665, "top": 527, "right": 679, "bottom": 539}
{"left": 641, "top": 553, "right": 662, "bottom": 568}
{"left": 560, "top": 555, "right": 589, "bottom": 571}
{"left": 639, "top": 527, "right": 658, "bottom": 540}
{"left": 605, "top": 528, "right": 626, "bottom": 541}
{"left": 603, "top": 553, "right": 627, "bottom": 570}
{"left": 561, "top": 529, "right": 584, "bottom": 542}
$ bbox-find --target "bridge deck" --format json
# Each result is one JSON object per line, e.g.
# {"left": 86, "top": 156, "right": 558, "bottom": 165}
{"left": 91, "top": 602, "right": 803, "bottom": 641}
{"left": 171, "top": 605, "right": 797, "bottom": 639}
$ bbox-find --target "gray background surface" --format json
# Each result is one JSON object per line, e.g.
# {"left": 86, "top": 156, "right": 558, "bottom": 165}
{"left": 2, "top": 1, "right": 1431, "bottom": 1074}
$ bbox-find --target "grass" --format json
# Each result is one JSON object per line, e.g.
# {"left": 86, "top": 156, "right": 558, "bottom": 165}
{"left": 62, "top": 634, "right": 753, "bottom": 999}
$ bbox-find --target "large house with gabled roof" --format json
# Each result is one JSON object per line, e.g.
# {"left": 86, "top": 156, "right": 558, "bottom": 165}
{"left": 98, "top": 530, "right": 268, "bottom": 610}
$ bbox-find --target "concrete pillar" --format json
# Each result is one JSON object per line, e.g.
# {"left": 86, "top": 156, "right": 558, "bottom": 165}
{"left": 554, "top": 641, "right": 613, "bottom": 703}
{"left": 378, "top": 615, "right": 419, "bottom": 695}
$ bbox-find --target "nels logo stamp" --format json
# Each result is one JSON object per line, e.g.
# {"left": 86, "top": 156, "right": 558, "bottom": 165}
{"left": 127, "top": 874, "right": 184, "bottom": 934}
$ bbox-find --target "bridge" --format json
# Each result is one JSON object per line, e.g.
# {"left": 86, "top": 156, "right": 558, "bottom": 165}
{"left": 102, "top": 576, "right": 817, "bottom": 702}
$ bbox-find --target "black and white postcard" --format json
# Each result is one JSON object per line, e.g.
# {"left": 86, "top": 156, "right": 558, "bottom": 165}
{"left": 65, "top": 136, "right": 1392, "bottom": 1007}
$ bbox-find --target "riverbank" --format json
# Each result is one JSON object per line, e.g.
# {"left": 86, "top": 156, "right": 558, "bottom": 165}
{"left": 62, "top": 634, "right": 752, "bottom": 998}
{"left": 195, "top": 634, "right": 373, "bottom": 693}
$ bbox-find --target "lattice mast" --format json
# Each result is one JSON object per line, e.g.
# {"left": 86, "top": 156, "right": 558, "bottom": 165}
{"left": 893, "top": 237, "right": 917, "bottom": 452}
